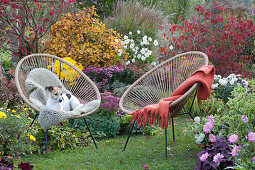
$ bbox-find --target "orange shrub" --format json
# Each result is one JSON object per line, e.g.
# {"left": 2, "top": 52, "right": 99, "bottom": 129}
{"left": 46, "top": 7, "right": 127, "bottom": 67}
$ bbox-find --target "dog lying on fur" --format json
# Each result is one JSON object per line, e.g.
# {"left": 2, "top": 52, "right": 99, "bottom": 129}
{"left": 45, "top": 85, "right": 81, "bottom": 111}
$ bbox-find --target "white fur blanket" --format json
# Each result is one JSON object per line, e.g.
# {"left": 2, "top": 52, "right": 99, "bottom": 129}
{"left": 25, "top": 68, "right": 100, "bottom": 129}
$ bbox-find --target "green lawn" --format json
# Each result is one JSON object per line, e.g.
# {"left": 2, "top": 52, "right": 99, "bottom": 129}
{"left": 19, "top": 117, "right": 200, "bottom": 170}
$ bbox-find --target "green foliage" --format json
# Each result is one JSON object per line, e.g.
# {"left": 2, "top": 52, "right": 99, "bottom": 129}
{"left": 0, "top": 63, "right": 20, "bottom": 107}
{"left": 0, "top": 103, "right": 38, "bottom": 156}
{"left": 182, "top": 92, "right": 225, "bottom": 118}
{"left": 108, "top": 69, "right": 135, "bottom": 85}
{"left": 227, "top": 80, "right": 255, "bottom": 128}
{"left": 35, "top": 123, "right": 90, "bottom": 152}
{"left": 70, "top": 110, "right": 121, "bottom": 138}
{"left": 212, "top": 74, "right": 249, "bottom": 103}
{"left": 104, "top": 0, "right": 166, "bottom": 44}
{"left": 234, "top": 142, "right": 255, "bottom": 170}
{"left": 160, "top": 0, "right": 191, "bottom": 24}
{"left": 76, "top": 0, "right": 116, "bottom": 18}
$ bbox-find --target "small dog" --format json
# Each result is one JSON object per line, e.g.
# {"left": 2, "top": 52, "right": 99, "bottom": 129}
{"left": 45, "top": 85, "right": 81, "bottom": 111}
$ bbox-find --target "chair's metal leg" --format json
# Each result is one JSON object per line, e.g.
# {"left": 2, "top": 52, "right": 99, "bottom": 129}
{"left": 45, "top": 129, "right": 48, "bottom": 153}
{"left": 29, "top": 113, "right": 39, "bottom": 127}
{"left": 83, "top": 118, "right": 97, "bottom": 149}
{"left": 171, "top": 117, "right": 175, "bottom": 142}
{"left": 188, "top": 89, "right": 198, "bottom": 121}
{"left": 122, "top": 122, "right": 135, "bottom": 151}
{"left": 165, "top": 128, "right": 168, "bottom": 159}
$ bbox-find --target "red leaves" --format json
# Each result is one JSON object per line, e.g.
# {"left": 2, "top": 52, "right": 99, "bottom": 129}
{"left": 158, "top": 3, "right": 255, "bottom": 77}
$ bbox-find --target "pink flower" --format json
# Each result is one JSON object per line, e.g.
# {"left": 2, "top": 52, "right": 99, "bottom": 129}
{"left": 203, "top": 122, "right": 214, "bottom": 133}
{"left": 209, "top": 134, "right": 217, "bottom": 143}
{"left": 231, "top": 146, "right": 239, "bottom": 157}
{"left": 253, "top": 156, "right": 255, "bottom": 163}
{"left": 228, "top": 134, "right": 238, "bottom": 143}
{"left": 248, "top": 132, "right": 255, "bottom": 142}
{"left": 208, "top": 116, "right": 214, "bottom": 124}
{"left": 213, "top": 153, "right": 224, "bottom": 164}
{"left": 200, "top": 152, "right": 209, "bottom": 162}
{"left": 142, "top": 164, "right": 148, "bottom": 170}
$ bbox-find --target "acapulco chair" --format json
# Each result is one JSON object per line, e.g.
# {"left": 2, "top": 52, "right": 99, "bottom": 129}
{"left": 119, "top": 51, "right": 208, "bottom": 158}
{"left": 15, "top": 53, "right": 101, "bottom": 151}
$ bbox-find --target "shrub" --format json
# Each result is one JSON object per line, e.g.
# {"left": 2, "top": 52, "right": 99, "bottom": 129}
{"left": 118, "top": 30, "right": 160, "bottom": 66}
{"left": 104, "top": 0, "right": 167, "bottom": 44}
{"left": 159, "top": 0, "right": 191, "bottom": 24}
{"left": 35, "top": 122, "right": 90, "bottom": 152}
{"left": 0, "top": 103, "right": 38, "bottom": 157}
{"left": 159, "top": 4, "right": 255, "bottom": 77}
{"left": 0, "top": 0, "right": 76, "bottom": 60}
{"left": 0, "top": 64, "right": 20, "bottom": 107}
{"left": 227, "top": 79, "right": 255, "bottom": 128}
{"left": 70, "top": 110, "right": 121, "bottom": 138}
{"left": 83, "top": 65, "right": 135, "bottom": 92}
{"left": 191, "top": 115, "right": 255, "bottom": 170}
{"left": 212, "top": 73, "right": 249, "bottom": 103}
{"left": 70, "top": 92, "right": 121, "bottom": 138}
{"left": 46, "top": 7, "right": 126, "bottom": 68}
{"left": 76, "top": 0, "right": 116, "bottom": 18}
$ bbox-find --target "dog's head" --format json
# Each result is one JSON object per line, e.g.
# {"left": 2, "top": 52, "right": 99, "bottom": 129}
{"left": 45, "top": 85, "right": 63, "bottom": 102}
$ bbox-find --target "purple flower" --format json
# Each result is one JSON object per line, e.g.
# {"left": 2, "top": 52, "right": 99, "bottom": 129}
{"left": 200, "top": 152, "right": 209, "bottom": 162}
{"left": 231, "top": 146, "right": 239, "bottom": 157}
{"left": 203, "top": 122, "right": 214, "bottom": 133}
{"left": 253, "top": 156, "right": 255, "bottom": 163}
{"left": 248, "top": 132, "right": 255, "bottom": 142}
{"left": 213, "top": 153, "right": 224, "bottom": 164}
{"left": 228, "top": 134, "right": 238, "bottom": 143}
{"left": 241, "top": 115, "right": 248, "bottom": 123}
{"left": 209, "top": 134, "right": 217, "bottom": 143}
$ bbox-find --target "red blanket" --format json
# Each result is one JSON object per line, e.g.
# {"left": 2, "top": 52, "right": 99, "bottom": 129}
{"left": 130, "top": 65, "right": 215, "bottom": 129}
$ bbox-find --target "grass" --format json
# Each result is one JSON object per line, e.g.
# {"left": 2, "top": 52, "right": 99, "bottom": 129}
{"left": 19, "top": 116, "right": 200, "bottom": 169}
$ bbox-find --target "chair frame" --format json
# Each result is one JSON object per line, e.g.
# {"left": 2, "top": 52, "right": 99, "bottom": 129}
{"left": 15, "top": 53, "right": 101, "bottom": 152}
{"left": 119, "top": 51, "right": 208, "bottom": 158}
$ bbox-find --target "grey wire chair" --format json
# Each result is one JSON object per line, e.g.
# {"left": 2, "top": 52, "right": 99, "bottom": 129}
{"left": 15, "top": 53, "right": 101, "bottom": 152}
{"left": 119, "top": 51, "right": 208, "bottom": 158}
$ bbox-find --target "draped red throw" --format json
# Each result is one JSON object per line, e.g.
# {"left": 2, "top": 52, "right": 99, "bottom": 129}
{"left": 129, "top": 65, "right": 215, "bottom": 129}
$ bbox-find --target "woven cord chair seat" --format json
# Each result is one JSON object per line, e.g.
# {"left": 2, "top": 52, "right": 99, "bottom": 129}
{"left": 120, "top": 51, "right": 208, "bottom": 120}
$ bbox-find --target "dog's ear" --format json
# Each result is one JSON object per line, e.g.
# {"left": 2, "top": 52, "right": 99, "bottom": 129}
{"left": 57, "top": 85, "right": 62, "bottom": 89}
{"left": 45, "top": 86, "right": 53, "bottom": 92}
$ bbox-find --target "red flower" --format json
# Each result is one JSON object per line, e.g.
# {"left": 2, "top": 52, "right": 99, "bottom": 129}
{"left": 142, "top": 164, "right": 148, "bottom": 170}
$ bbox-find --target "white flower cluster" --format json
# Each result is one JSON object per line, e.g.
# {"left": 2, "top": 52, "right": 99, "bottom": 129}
{"left": 212, "top": 73, "right": 248, "bottom": 89}
{"left": 193, "top": 116, "right": 205, "bottom": 144}
{"left": 117, "top": 30, "right": 159, "bottom": 65}
{"left": 195, "top": 133, "right": 205, "bottom": 144}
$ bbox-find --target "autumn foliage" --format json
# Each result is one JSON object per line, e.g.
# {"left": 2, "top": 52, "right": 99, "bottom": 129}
{"left": 46, "top": 7, "right": 126, "bottom": 68}
{"left": 160, "top": 4, "right": 255, "bottom": 77}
